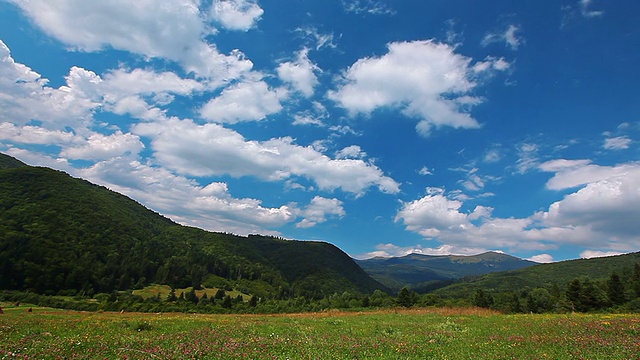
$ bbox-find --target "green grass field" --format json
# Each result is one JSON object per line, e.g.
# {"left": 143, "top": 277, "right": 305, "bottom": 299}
{"left": 1, "top": 304, "right": 639, "bottom": 359}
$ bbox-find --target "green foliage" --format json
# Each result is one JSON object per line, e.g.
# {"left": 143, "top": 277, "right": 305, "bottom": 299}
{"left": 471, "top": 289, "right": 494, "bottom": 309}
{"left": 608, "top": 272, "right": 626, "bottom": 305}
{"left": 0, "top": 153, "right": 27, "bottom": 169}
{"left": 396, "top": 287, "right": 415, "bottom": 307}
{"left": 525, "top": 288, "right": 554, "bottom": 313}
{"left": 0, "top": 154, "right": 387, "bottom": 301}
{"left": 434, "top": 252, "right": 640, "bottom": 300}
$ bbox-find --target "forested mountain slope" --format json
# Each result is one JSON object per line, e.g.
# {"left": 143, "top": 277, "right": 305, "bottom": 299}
{"left": 433, "top": 251, "right": 640, "bottom": 299}
{"left": 0, "top": 153, "right": 387, "bottom": 298}
{"left": 357, "top": 251, "right": 536, "bottom": 291}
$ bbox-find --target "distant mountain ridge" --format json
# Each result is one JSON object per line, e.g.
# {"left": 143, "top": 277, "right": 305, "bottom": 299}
{"left": 357, "top": 251, "right": 537, "bottom": 292}
{"left": 0, "top": 153, "right": 388, "bottom": 298}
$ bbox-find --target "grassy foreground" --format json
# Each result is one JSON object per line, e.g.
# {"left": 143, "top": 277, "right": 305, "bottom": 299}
{"left": 1, "top": 305, "right": 639, "bottom": 359}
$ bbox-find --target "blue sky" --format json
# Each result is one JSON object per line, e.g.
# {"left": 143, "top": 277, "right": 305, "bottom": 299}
{"left": 1, "top": 0, "right": 639, "bottom": 262}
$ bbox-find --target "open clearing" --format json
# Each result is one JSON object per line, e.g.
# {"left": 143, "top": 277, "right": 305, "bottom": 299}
{"left": 1, "top": 305, "right": 639, "bottom": 359}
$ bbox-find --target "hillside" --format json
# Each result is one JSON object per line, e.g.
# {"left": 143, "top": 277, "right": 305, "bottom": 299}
{"left": 433, "top": 251, "right": 640, "bottom": 299}
{"left": 357, "top": 252, "right": 536, "bottom": 291}
{"left": 0, "top": 153, "right": 27, "bottom": 169}
{"left": 0, "top": 153, "right": 387, "bottom": 299}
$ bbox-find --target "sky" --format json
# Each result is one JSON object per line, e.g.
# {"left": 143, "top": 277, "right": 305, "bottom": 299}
{"left": 1, "top": 0, "right": 639, "bottom": 263}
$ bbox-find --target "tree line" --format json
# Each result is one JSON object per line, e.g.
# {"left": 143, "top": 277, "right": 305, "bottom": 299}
{"left": 470, "top": 263, "right": 640, "bottom": 313}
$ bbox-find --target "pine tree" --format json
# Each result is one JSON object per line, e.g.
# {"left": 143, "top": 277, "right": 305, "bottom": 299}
{"left": 607, "top": 272, "right": 626, "bottom": 305}
{"left": 222, "top": 295, "right": 232, "bottom": 308}
{"left": 186, "top": 288, "right": 199, "bottom": 304}
{"left": 166, "top": 288, "right": 177, "bottom": 302}
{"left": 566, "top": 279, "right": 582, "bottom": 311}
{"left": 396, "top": 287, "right": 414, "bottom": 308}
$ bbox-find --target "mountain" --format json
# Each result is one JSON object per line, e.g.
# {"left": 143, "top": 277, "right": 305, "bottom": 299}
{"left": 0, "top": 153, "right": 27, "bottom": 169}
{"left": 357, "top": 252, "right": 537, "bottom": 292}
{"left": 432, "top": 251, "right": 640, "bottom": 299}
{"left": 0, "top": 153, "right": 387, "bottom": 298}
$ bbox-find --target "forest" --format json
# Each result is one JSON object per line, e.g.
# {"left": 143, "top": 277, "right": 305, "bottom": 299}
{"left": 3, "top": 152, "right": 640, "bottom": 315}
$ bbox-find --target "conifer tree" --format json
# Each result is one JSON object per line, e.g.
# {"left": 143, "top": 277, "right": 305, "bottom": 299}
{"left": 607, "top": 272, "right": 626, "bottom": 305}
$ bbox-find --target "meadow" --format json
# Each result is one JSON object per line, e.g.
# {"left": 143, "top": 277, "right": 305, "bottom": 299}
{"left": 1, "top": 304, "right": 639, "bottom": 359}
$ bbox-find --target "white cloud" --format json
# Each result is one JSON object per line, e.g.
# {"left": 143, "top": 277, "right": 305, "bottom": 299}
{"left": 329, "top": 40, "right": 506, "bottom": 136}
{"left": 277, "top": 48, "right": 320, "bottom": 97}
{"left": 335, "top": 145, "right": 366, "bottom": 159}
{"left": 6, "top": 0, "right": 253, "bottom": 82}
{"left": 538, "top": 159, "right": 592, "bottom": 173}
{"left": 396, "top": 160, "right": 640, "bottom": 254}
{"left": 295, "top": 27, "right": 338, "bottom": 51}
{"left": 1, "top": 148, "right": 74, "bottom": 172}
{"left": 580, "top": 250, "right": 623, "bottom": 259}
{"left": 483, "top": 148, "right": 502, "bottom": 163}
{"left": 515, "top": 143, "right": 539, "bottom": 174}
{"left": 579, "top": 0, "right": 604, "bottom": 18}
{"left": 102, "top": 68, "right": 205, "bottom": 96}
{"left": 133, "top": 118, "right": 400, "bottom": 196}
{"left": 355, "top": 243, "right": 490, "bottom": 260}
{"left": 537, "top": 163, "right": 640, "bottom": 241}
{"left": 78, "top": 157, "right": 297, "bottom": 235}
{"left": 418, "top": 166, "right": 433, "bottom": 176}
{"left": 604, "top": 136, "right": 631, "bottom": 150}
{"left": 342, "top": 0, "right": 395, "bottom": 16}
{"left": 482, "top": 24, "right": 523, "bottom": 50}
{"left": 293, "top": 101, "right": 329, "bottom": 126}
{"left": 200, "top": 79, "right": 282, "bottom": 123}
{"left": 210, "top": 0, "right": 264, "bottom": 31}
{"left": 395, "top": 188, "right": 468, "bottom": 238}
{"left": 296, "top": 196, "right": 345, "bottom": 228}
{"left": 540, "top": 160, "right": 636, "bottom": 190}
{"left": 527, "top": 254, "right": 554, "bottom": 263}
{"left": 0, "top": 123, "right": 78, "bottom": 145}
{"left": 60, "top": 131, "right": 144, "bottom": 161}
{"left": 0, "top": 43, "right": 99, "bottom": 131}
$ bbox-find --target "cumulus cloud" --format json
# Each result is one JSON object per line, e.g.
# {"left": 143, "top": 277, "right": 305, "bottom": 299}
{"left": 537, "top": 162, "right": 640, "bottom": 241}
{"left": 539, "top": 160, "right": 636, "bottom": 190}
{"left": 133, "top": 118, "right": 400, "bottom": 196}
{"left": 60, "top": 131, "right": 144, "bottom": 160}
{"left": 277, "top": 48, "right": 320, "bottom": 97}
{"left": 102, "top": 68, "right": 205, "bottom": 96}
{"left": 0, "top": 42, "right": 99, "bottom": 131}
{"left": 0, "top": 123, "right": 78, "bottom": 145}
{"left": 335, "top": 145, "right": 366, "bottom": 159}
{"left": 527, "top": 254, "right": 554, "bottom": 263}
{"left": 77, "top": 157, "right": 297, "bottom": 235}
{"left": 395, "top": 161, "right": 640, "bottom": 256}
{"left": 210, "top": 0, "right": 264, "bottom": 31}
{"left": 6, "top": 0, "right": 253, "bottom": 82}
{"left": 329, "top": 40, "right": 507, "bottom": 136}
{"left": 296, "top": 196, "right": 345, "bottom": 228}
{"left": 200, "top": 79, "right": 283, "bottom": 123}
